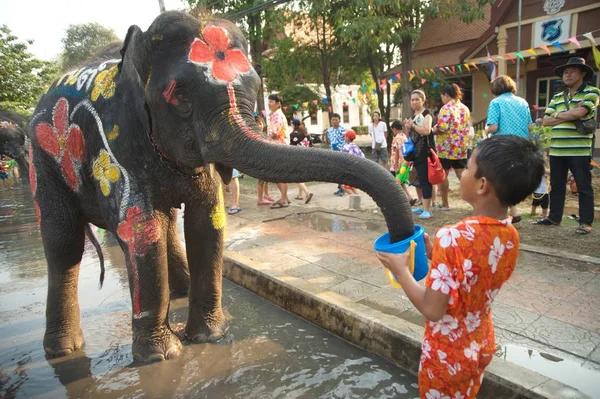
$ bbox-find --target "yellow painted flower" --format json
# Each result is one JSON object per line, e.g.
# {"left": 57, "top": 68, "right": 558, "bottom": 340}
{"left": 91, "top": 65, "right": 118, "bottom": 101}
{"left": 93, "top": 150, "right": 120, "bottom": 196}
{"left": 210, "top": 186, "right": 226, "bottom": 230}
{"left": 107, "top": 124, "right": 119, "bottom": 141}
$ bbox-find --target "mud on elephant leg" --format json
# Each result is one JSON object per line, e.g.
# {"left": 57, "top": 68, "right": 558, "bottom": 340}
{"left": 183, "top": 197, "right": 228, "bottom": 343}
{"left": 167, "top": 208, "right": 189, "bottom": 298}
{"left": 40, "top": 204, "right": 86, "bottom": 357}
{"left": 122, "top": 210, "right": 182, "bottom": 362}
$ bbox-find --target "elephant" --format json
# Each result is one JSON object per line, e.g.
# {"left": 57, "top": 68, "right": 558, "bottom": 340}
{"left": 28, "top": 11, "right": 414, "bottom": 363}
{"left": 0, "top": 112, "right": 29, "bottom": 179}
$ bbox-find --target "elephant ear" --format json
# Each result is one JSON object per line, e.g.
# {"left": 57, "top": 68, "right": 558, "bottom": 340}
{"left": 118, "top": 25, "right": 150, "bottom": 86}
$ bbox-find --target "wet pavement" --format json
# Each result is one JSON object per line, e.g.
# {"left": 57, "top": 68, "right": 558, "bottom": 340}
{"left": 0, "top": 187, "right": 419, "bottom": 398}
{"left": 223, "top": 182, "right": 600, "bottom": 398}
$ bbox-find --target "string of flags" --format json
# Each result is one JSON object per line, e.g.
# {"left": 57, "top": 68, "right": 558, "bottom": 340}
{"left": 376, "top": 29, "right": 600, "bottom": 91}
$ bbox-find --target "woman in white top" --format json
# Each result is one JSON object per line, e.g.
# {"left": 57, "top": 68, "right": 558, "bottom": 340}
{"left": 368, "top": 111, "right": 389, "bottom": 168}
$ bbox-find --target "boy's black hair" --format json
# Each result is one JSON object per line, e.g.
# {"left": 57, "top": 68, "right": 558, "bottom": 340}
{"left": 268, "top": 93, "right": 282, "bottom": 103}
{"left": 390, "top": 120, "right": 403, "bottom": 130}
{"left": 331, "top": 113, "right": 341, "bottom": 119}
{"left": 474, "top": 135, "right": 544, "bottom": 206}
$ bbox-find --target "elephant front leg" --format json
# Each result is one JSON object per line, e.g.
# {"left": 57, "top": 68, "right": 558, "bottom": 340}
{"left": 167, "top": 208, "right": 190, "bottom": 297}
{"left": 117, "top": 209, "right": 182, "bottom": 362}
{"left": 183, "top": 200, "right": 227, "bottom": 342}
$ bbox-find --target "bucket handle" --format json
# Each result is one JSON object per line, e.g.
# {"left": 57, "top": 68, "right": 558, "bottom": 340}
{"left": 386, "top": 240, "right": 416, "bottom": 289}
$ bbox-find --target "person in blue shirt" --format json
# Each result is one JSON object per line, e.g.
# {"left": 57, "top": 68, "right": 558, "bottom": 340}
{"left": 484, "top": 75, "right": 534, "bottom": 223}
{"left": 485, "top": 75, "right": 533, "bottom": 138}
{"left": 325, "top": 113, "right": 347, "bottom": 196}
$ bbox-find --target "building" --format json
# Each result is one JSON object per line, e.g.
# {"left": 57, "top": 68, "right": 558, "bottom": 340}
{"left": 384, "top": 0, "right": 600, "bottom": 156}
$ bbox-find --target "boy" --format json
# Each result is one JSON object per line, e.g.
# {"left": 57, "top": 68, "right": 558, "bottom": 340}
{"left": 340, "top": 129, "right": 365, "bottom": 195}
{"left": 377, "top": 135, "right": 544, "bottom": 398}
{"left": 390, "top": 120, "right": 417, "bottom": 206}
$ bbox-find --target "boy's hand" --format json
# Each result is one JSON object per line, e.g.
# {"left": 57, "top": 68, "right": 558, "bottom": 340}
{"left": 377, "top": 251, "right": 411, "bottom": 277}
{"left": 424, "top": 233, "right": 433, "bottom": 260}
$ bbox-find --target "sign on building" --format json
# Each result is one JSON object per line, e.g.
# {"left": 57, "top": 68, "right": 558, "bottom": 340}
{"left": 534, "top": 14, "right": 571, "bottom": 48}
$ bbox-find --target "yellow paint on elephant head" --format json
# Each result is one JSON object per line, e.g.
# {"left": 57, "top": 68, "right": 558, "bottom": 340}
{"left": 91, "top": 65, "right": 118, "bottom": 101}
{"left": 93, "top": 150, "right": 121, "bottom": 196}
{"left": 210, "top": 185, "right": 226, "bottom": 230}
{"left": 64, "top": 69, "right": 83, "bottom": 86}
{"left": 107, "top": 124, "right": 119, "bottom": 141}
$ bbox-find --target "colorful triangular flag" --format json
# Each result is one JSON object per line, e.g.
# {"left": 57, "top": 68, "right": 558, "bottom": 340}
{"left": 470, "top": 62, "right": 479, "bottom": 71}
{"left": 504, "top": 53, "right": 516, "bottom": 64}
{"left": 464, "top": 63, "right": 470, "bottom": 72}
{"left": 527, "top": 48, "right": 537, "bottom": 57}
{"left": 568, "top": 37, "right": 581, "bottom": 48}
{"left": 395, "top": 72, "right": 401, "bottom": 79}
{"left": 312, "top": 99, "right": 318, "bottom": 105}
{"left": 457, "top": 64, "right": 462, "bottom": 73}
{"left": 539, "top": 45, "right": 551, "bottom": 56}
{"left": 515, "top": 52, "right": 525, "bottom": 62}
{"left": 451, "top": 65, "right": 456, "bottom": 74}
{"left": 583, "top": 32, "right": 597, "bottom": 46}
{"left": 552, "top": 41, "right": 566, "bottom": 52}
{"left": 421, "top": 78, "right": 427, "bottom": 84}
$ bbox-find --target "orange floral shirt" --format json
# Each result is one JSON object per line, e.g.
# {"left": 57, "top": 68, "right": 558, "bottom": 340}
{"left": 419, "top": 216, "right": 519, "bottom": 398}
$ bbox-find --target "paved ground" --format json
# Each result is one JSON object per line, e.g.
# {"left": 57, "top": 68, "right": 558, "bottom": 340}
{"left": 223, "top": 175, "right": 600, "bottom": 396}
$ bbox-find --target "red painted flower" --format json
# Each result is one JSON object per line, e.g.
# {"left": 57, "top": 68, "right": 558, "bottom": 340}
{"left": 35, "top": 98, "right": 85, "bottom": 191}
{"left": 117, "top": 207, "right": 161, "bottom": 257}
{"left": 189, "top": 25, "right": 251, "bottom": 83}
{"left": 29, "top": 157, "right": 37, "bottom": 196}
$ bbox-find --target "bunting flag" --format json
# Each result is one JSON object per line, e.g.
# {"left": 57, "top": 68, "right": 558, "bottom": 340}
{"left": 439, "top": 67, "right": 446, "bottom": 74}
{"left": 361, "top": 84, "right": 368, "bottom": 92}
{"left": 348, "top": 91, "right": 352, "bottom": 96}
{"left": 327, "top": 106, "right": 332, "bottom": 112}
{"left": 504, "top": 53, "right": 515, "bottom": 64}
{"left": 539, "top": 45, "right": 551, "bottom": 55}
{"left": 302, "top": 102, "right": 309, "bottom": 107}
{"left": 283, "top": 106, "right": 288, "bottom": 110}
{"left": 421, "top": 78, "right": 427, "bottom": 84}
{"left": 552, "top": 41, "right": 566, "bottom": 52}
{"left": 261, "top": 109, "right": 267, "bottom": 117}
{"left": 470, "top": 62, "right": 479, "bottom": 71}
{"left": 487, "top": 49, "right": 497, "bottom": 80}
{"left": 590, "top": 41, "right": 600, "bottom": 71}
{"left": 482, "top": 93, "right": 488, "bottom": 99}
{"left": 408, "top": 71, "right": 415, "bottom": 81}
{"left": 445, "top": 67, "right": 452, "bottom": 73}
{"left": 432, "top": 82, "right": 439, "bottom": 88}
{"left": 389, "top": 75, "right": 396, "bottom": 82}
{"left": 515, "top": 52, "right": 525, "bottom": 62}
{"left": 430, "top": 68, "right": 436, "bottom": 74}
{"left": 312, "top": 99, "right": 318, "bottom": 105}
{"left": 457, "top": 64, "right": 462, "bottom": 73}
{"left": 372, "top": 89, "right": 377, "bottom": 93}
{"left": 395, "top": 72, "right": 401, "bottom": 80}
{"left": 293, "top": 104, "right": 299, "bottom": 109}
{"left": 464, "top": 63, "right": 470, "bottom": 72}
{"left": 420, "top": 69, "right": 425, "bottom": 76}
{"left": 532, "top": 105, "right": 539, "bottom": 111}
{"left": 583, "top": 32, "right": 597, "bottom": 46}
{"left": 451, "top": 65, "right": 456, "bottom": 74}
{"left": 568, "top": 37, "right": 581, "bottom": 48}
{"left": 352, "top": 98, "right": 356, "bottom": 103}
{"left": 382, "top": 78, "right": 387, "bottom": 85}
{"left": 323, "top": 98, "right": 328, "bottom": 103}
{"left": 527, "top": 48, "right": 537, "bottom": 57}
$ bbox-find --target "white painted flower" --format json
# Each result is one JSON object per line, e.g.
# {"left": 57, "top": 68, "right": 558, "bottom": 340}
{"left": 448, "top": 362, "right": 462, "bottom": 376}
{"left": 448, "top": 328, "right": 464, "bottom": 342}
{"left": 431, "top": 264, "right": 458, "bottom": 294}
{"left": 436, "top": 226, "right": 462, "bottom": 248}
{"left": 426, "top": 389, "right": 451, "bottom": 399}
{"left": 431, "top": 314, "right": 459, "bottom": 335}
{"left": 437, "top": 349, "right": 448, "bottom": 364}
{"left": 453, "top": 391, "right": 466, "bottom": 399}
{"left": 464, "top": 341, "right": 480, "bottom": 361}
{"left": 422, "top": 339, "right": 432, "bottom": 359}
{"left": 488, "top": 237, "right": 505, "bottom": 273}
{"left": 486, "top": 288, "right": 499, "bottom": 309}
{"left": 506, "top": 240, "right": 514, "bottom": 250}
{"left": 427, "top": 369, "right": 435, "bottom": 380}
{"left": 464, "top": 311, "right": 481, "bottom": 333}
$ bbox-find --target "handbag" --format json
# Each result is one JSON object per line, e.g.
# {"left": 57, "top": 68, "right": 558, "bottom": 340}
{"left": 563, "top": 91, "right": 597, "bottom": 134}
{"left": 427, "top": 149, "right": 446, "bottom": 185}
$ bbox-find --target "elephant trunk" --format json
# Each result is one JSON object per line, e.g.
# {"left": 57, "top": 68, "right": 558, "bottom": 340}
{"left": 212, "top": 119, "right": 414, "bottom": 243}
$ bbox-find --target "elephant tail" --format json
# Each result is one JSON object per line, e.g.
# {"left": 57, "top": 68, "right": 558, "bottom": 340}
{"left": 84, "top": 224, "right": 105, "bottom": 288}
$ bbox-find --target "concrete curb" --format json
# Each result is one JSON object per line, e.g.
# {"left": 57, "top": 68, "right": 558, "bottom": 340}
{"left": 520, "top": 243, "right": 600, "bottom": 265}
{"left": 223, "top": 251, "right": 589, "bottom": 399}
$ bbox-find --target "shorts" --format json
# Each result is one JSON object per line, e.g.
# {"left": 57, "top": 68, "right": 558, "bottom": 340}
{"left": 232, "top": 169, "right": 240, "bottom": 179}
{"left": 532, "top": 193, "right": 549, "bottom": 208}
{"left": 372, "top": 147, "right": 389, "bottom": 164}
{"left": 0, "top": 172, "right": 8, "bottom": 180}
{"left": 440, "top": 158, "right": 467, "bottom": 170}
{"left": 342, "top": 184, "right": 356, "bottom": 191}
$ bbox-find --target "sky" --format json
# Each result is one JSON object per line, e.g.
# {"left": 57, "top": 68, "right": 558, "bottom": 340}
{"left": 0, "top": 0, "right": 185, "bottom": 61}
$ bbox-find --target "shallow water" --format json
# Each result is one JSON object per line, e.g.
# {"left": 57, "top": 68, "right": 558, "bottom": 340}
{"left": 284, "top": 212, "right": 384, "bottom": 233}
{"left": 0, "top": 188, "right": 418, "bottom": 398}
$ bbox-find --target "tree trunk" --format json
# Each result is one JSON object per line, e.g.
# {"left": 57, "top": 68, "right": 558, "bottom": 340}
{"left": 249, "top": 14, "right": 265, "bottom": 113}
{"left": 400, "top": 39, "right": 413, "bottom": 120}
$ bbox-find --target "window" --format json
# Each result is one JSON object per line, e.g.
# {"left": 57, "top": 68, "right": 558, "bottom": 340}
{"left": 342, "top": 103, "right": 350, "bottom": 124}
{"left": 536, "top": 77, "right": 563, "bottom": 109}
{"left": 310, "top": 111, "right": 317, "bottom": 125}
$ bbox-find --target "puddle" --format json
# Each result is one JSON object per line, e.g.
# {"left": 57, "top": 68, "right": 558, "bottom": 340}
{"left": 283, "top": 212, "right": 384, "bottom": 233}
{"left": 496, "top": 344, "right": 600, "bottom": 398}
{"left": 0, "top": 187, "right": 418, "bottom": 398}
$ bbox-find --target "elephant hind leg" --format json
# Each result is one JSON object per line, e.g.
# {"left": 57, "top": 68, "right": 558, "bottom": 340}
{"left": 39, "top": 196, "right": 86, "bottom": 357}
{"left": 167, "top": 208, "right": 189, "bottom": 298}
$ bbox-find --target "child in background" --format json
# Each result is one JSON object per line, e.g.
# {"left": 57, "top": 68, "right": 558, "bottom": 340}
{"left": 531, "top": 163, "right": 549, "bottom": 218}
{"left": 0, "top": 156, "right": 11, "bottom": 190}
{"left": 390, "top": 120, "right": 417, "bottom": 206}
{"left": 340, "top": 130, "right": 365, "bottom": 195}
{"left": 377, "top": 135, "right": 544, "bottom": 398}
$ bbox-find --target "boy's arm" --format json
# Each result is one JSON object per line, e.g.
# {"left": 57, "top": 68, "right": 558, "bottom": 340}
{"left": 394, "top": 268, "right": 450, "bottom": 322}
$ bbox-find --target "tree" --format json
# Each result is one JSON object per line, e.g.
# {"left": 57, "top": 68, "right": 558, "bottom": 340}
{"left": 60, "top": 23, "right": 119, "bottom": 71}
{"left": 0, "top": 25, "right": 60, "bottom": 115}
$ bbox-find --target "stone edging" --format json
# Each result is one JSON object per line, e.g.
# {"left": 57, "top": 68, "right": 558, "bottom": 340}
{"left": 520, "top": 243, "right": 600, "bottom": 265}
{"left": 223, "top": 251, "right": 589, "bottom": 399}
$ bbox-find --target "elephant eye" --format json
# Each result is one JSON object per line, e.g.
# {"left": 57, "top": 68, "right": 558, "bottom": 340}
{"left": 175, "top": 89, "right": 189, "bottom": 103}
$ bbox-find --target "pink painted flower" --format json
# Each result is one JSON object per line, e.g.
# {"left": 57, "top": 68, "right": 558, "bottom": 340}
{"left": 117, "top": 207, "right": 161, "bottom": 257}
{"left": 35, "top": 98, "right": 85, "bottom": 191}
{"left": 189, "top": 25, "right": 251, "bottom": 83}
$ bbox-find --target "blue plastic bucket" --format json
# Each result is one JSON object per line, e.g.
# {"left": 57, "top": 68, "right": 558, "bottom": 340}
{"left": 374, "top": 225, "right": 429, "bottom": 282}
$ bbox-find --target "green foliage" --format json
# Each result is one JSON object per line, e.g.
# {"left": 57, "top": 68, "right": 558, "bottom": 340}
{"left": 529, "top": 126, "right": 552, "bottom": 149}
{"left": 351, "top": 125, "right": 368, "bottom": 135}
{"left": 0, "top": 25, "right": 61, "bottom": 115}
{"left": 278, "top": 85, "right": 323, "bottom": 119}
{"left": 60, "top": 23, "right": 119, "bottom": 71}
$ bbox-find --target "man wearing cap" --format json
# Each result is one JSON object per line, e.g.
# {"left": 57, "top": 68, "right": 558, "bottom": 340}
{"left": 537, "top": 57, "right": 599, "bottom": 235}
{"left": 325, "top": 113, "right": 347, "bottom": 196}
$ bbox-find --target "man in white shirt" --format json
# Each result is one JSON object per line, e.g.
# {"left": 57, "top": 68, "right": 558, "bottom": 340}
{"left": 368, "top": 111, "right": 389, "bottom": 168}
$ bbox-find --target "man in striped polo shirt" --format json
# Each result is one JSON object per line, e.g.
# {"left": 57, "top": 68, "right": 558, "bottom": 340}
{"left": 536, "top": 57, "right": 599, "bottom": 234}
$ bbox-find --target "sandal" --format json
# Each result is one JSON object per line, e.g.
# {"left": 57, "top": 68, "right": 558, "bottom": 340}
{"left": 511, "top": 216, "right": 522, "bottom": 224}
{"left": 533, "top": 218, "right": 559, "bottom": 226}
{"left": 270, "top": 200, "right": 289, "bottom": 209}
{"left": 305, "top": 193, "right": 313, "bottom": 204}
{"left": 409, "top": 198, "right": 418, "bottom": 207}
{"left": 294, "top": 196, "right": 304, "bottom": 200}
{"left": 227, "top": 207, "right": 242, "bottom": 215}
{"left": 264, "top": 195, "right": 275, "bottom": 202}
{"left": 257, "top": 200, "right": 273, "bottom": 205}
{"left": 575, "top": 224, "right": 592, "bottom": 235}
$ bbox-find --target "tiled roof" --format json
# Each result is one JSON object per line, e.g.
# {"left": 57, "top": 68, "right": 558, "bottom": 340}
{"left": 413, "top": 5, "right": 492, "bottom": 52}
{"left": 412, "top": 46, "right": 471, "bottom": 70}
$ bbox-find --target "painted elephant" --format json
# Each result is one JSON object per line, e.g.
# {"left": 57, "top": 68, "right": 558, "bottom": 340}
{"left": 0, "top": 112, "right": 29, "bottom": 178}
{"left": 29, "top": 11, "right": 414, "bottom": 362}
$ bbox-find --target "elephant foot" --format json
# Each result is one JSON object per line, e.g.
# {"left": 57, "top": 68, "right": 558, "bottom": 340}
{"left": 44, "top": 327, "right": 85, "bottom": 357}
{"left": 132, "top": 325, "right": 183, "bottom": 363}
{"left": 184, "top": 318, "right": 229, "bottom": 343}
